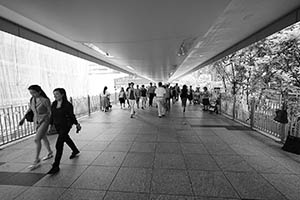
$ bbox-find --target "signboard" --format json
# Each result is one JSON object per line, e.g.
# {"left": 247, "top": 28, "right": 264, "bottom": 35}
{"left": 114, "top": 76, "right": 150, "bottom": 89}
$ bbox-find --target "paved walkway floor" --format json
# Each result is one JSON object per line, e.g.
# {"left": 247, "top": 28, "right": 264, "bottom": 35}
{"left": 0, "top": 103, "right": 300, "bottom": 200}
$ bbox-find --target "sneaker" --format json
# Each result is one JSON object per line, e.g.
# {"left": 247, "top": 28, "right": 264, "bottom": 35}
{"left": 28, "top": 159, "right": 41, "bottom": 170}
{"left": 69, "top": 151, "right": 80, "bottom": 159}
{"left": 47, "top": 166, "right": 60, "bottom": 174}
{"left": 130, "top": 114, "right": 133, "bottom": 118}
{"left": 42, "top": 152, "right": 53, "bottom": 161}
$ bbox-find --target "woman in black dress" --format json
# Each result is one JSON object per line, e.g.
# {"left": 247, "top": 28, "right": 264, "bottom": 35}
{"left": 202, "top": 87, "right": 210, "bottom": 111}
{"left": 47, "top": 88, "right": 81, "bottom": 174}
{"left": 180, "top": 85, "right": 188, "bottom": 112}
{"left": 118, "top": 87, "right": 126, "bottom": 109}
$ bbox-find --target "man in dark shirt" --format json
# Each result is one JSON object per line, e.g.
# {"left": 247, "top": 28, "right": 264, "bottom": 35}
{"left": 140, "top": 85, "right": 147, "bottom": 109}
{"left": 125, "top": 83, "right": 131, "bottom": 108}
{"left": 147, "top": 82, "right": 155, "bottom": 107}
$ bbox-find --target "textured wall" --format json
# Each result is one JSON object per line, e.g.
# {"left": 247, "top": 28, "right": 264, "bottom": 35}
{"left": 0, "top": 31, "right": 90, "bottom": 106}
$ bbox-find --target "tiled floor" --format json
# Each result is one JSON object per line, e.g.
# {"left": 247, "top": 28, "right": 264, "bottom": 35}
{"left": 0, "top": 103, "right": 300, "bottom": 200}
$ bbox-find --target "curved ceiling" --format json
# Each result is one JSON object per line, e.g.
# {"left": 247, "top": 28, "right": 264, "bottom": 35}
{"left": 0, "top": 0, "right": 300, "bottom": 82}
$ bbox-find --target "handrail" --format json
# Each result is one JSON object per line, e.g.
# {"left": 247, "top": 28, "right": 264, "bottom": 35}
{"left": 220, "top": 96, "right": 300, "bottom": 142}
{"left": 0, "top": 94, "right": 106, "bottom": 146}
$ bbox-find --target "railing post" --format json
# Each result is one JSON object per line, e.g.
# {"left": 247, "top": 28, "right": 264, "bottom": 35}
{"left": 88, "top": 95, "right": 91, "bottom": 116}
{"left": 100, "top": 94, "right": 102, "bottom": 111}
{"left": 232, "top": 95, "right": 236, "bottom": 119}
{"left": 250, "top": 98, "right": 255, "bottom": 129}
{"left": 280, "top": 123, "right": 287, "bottom": 143}
{"left": 219, "top": 94, "right": 222, "bottom": 114}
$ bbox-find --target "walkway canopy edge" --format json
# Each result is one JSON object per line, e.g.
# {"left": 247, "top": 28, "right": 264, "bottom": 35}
{"left": 169, "top": 6, "right": 300, "bottom": 82}
{"left": 0, "top": 16, "right": 133, "bottom": 76}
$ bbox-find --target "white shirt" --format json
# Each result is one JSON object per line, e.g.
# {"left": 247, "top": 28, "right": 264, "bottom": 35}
{"left": 101, "top": 91, "right": 110, "bottom": 98}
{"left": 155, "top": 87, "right": 166, "bottom": 98}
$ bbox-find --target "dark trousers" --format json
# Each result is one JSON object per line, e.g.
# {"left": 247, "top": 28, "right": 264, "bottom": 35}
{"left": 136, "top": 97, "right": 140, "bottom": 108}
{"left": 53, "top": 126, "right": 79, "bottom": 168}
{"left": 165, "top": 98, "right": 171, "bottom": 111}
{"left": 149, "top": 93, "right": 155, "bottom": 106}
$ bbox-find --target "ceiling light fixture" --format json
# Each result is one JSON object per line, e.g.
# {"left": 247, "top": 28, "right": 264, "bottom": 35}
{"left": 83, "top": 43, "right": 114, "bottom": 58}
{"left": 105, "top": 53, "right": 114, "bottom": 58}
{"left": 139, "top": 75, "right": 156, "bottom": 83}
{"left": 126, "top": 65, "right": 134, "bottom": 70}
{"left": 177, "top": 42, "right": 187, "bottom": 57}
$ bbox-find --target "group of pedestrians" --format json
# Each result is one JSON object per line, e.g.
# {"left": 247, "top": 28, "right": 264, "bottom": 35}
{"left": 117, "top": 82, "right": 200, "bottom": 118}
{"left": 19, "top": 85, "right": 81, "bottom": 175}
{"left": 18, "top": 83, "right": 216, "bottom": 175}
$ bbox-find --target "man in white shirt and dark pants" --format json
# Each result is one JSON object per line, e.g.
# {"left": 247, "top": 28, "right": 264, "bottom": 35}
{"left": 155, "top": 82, "right": 166, "bottom": 118}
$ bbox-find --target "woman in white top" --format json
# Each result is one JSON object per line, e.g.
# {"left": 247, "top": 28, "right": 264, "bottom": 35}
{"left": 155, "top": 82, "right": 166, "bottom": 118}
{"left": 19, "top": 85, "right": 53, "bottom": 170}
{"left": 127, "top": 82, "right": 137, "bottom": 118}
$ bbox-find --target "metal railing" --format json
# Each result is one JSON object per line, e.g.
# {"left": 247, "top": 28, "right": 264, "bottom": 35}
{"left": 0, "top": 94, "right": 114, "bottom": 146}
{"left": 221, "top": 96, "right": 300, "bottom": 142}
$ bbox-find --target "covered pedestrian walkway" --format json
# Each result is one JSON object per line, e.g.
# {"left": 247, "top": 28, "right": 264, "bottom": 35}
{"left": 0, "top": 104, "right": 299, "bottom": 200}
{"left": 1, "top": 1, "right": 300, "bottom": 199}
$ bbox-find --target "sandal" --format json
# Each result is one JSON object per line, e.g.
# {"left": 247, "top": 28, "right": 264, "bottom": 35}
{"left": 42, "top": 152, "right": 54, "bottom": 161}
{"left": 28, "top": 159, "right": 41, "bottom": 170}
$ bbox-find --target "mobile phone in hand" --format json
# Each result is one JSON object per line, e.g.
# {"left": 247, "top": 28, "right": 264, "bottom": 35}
{"left": 76, "top": 124, "right": 81, "bottom": 133}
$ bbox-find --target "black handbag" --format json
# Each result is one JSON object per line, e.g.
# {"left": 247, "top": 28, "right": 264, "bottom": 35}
{"left": 25, "top": 97, "right": 34, "bottom": 122}
{"left": 282, "top": 135, "right": 300, "bottom": 155}
{"left": 274, "top": 109, "right": 288, "bottom": 124}
{"left": 25, "top": 110, "right": 34, "bottom": 122}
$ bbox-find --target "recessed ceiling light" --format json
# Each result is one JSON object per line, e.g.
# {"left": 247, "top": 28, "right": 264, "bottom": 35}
{"left": 83, "top": 43, "right": 114, "bottom": 58}
{"left": 194, "top": 41, "right": 203, "bottom": 49}
{"left": 126, "top": 65, "right": 134, "bottom": 70}
{"left": 105, "top": 53, "right": 114, "bottom": 58}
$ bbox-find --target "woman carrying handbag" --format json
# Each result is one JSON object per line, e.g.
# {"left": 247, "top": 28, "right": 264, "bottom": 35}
{"left": 19, "top": 85, "right": 53, "bottom": 170}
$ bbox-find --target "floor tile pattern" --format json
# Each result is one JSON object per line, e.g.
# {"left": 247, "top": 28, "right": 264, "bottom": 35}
{"left": 0, "top": 103, "right": 299, "bottom": 199}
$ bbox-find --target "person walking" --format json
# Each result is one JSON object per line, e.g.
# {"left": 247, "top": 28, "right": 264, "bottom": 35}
{"left": 165, "top": 84, "right": 171, "bottom": 112}
{"left": 155, "top": 82, "right": 166, "bottom": 118}
{"left": 118, "top": 87, "right": 126, "bottom": 109}
{"left": 101, "top": 86, "right": 110, "bottom": 112}
{"left": 174, "top": 83, "right": 180, "bottom": 101}
{"left": 47, "top": 88, "right": 81, "bottom": 174}
{"left": 135, "top": 85, "right": 141, "bottom": 109}
{"left": 126, "top": 83, "right": 131, "bottom": 108}
{"left": 171, "top": 86, "right": 177, "bottom": 104}
{"left": 188, "top": 85, "right": 194, "bottom": 105}
{"left": 180, "top": 85, "right": 188, "bottom": 112}
{"left": 140, "top": 85, "right": 147, "bottom": 109}
{"left": 128, "top": 82, "right": 137, "bottom": 118}
{"left": 147, "top": 82, "right": 155, "bottom": 107}
{"left": 19, "top": 85, "right": 53, "bottom": 170}
{"left": 202, "top": 86, "right": 210, "bottom": 111}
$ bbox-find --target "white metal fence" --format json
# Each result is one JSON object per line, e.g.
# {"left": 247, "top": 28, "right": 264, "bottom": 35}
{"left": 221, "top": 96, "right": 300, "bottom": 142}
{"left": 0, "top": 94, "right": 116, "bottom": 146}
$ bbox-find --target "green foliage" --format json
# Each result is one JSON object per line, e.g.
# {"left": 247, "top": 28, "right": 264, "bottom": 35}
{"left": 213, "top": 21, "right": 300, "bottom": 103}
